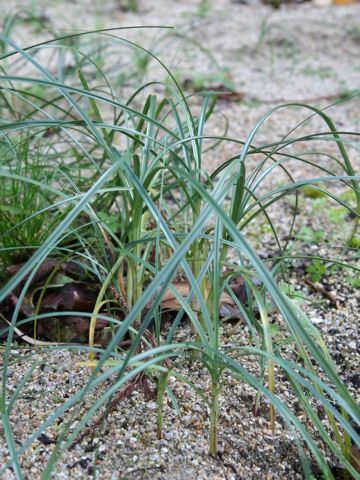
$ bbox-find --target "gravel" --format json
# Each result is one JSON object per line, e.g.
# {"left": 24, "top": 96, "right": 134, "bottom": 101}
{"left": 1, "top": 0, "right": 360, "bottom": 478}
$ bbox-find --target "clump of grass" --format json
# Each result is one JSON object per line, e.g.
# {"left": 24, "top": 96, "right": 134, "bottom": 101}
{"left": 0, "top": 26, "right": 359, "bottom": 480}
{"left": 0, "top": 136, "right": 64, "bottom": 272}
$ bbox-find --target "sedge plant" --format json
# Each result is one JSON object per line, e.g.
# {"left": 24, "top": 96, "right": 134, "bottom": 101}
{"left": 0, "top": 27, "right": 359, "bottom": 480}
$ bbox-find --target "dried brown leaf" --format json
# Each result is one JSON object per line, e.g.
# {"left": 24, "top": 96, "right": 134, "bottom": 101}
{"left": 40, "top": 283, "right": 97, "bottom": 312}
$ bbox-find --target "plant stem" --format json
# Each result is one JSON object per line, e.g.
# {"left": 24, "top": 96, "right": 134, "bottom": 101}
{"left": 209, "top": 376, "right": 220, "bottom": 455}
{"left": 157, "top": 372, "right": 168, "bottom": 439}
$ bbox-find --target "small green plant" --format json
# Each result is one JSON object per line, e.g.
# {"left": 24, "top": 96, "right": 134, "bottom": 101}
{"left": 346, "top": 272, "right": 360, "bottom": 288}
{"left": 295, "top": 226, "right": 325, "bottom": 244}
{"left": 182, "top": 0, "right": 210, "bottom": 18}
{"left": 309, "top": 197, "right": 327, "bottom": 216}
{"left": 198, "top": 0, "right": 210, "bottom": 17}
{"left": 301, "top": 65, "right": 336, "bottom": 79}
{"left": 306, "top": 259, "right": 328, "bottom": 282}
{"left": 347, "top": 24, "right": 360, "bottom": 42}
{"left": 118, "top": 0, "right": 138, "bottom": 12}
{"left": 327, "top": 206, "right": 348, "bottom": 225}
{"left": 182, "top": 68, "right": 235, "bottom": 92}
{"left": 280, "top": 282, "right": 304, "bottom": 305}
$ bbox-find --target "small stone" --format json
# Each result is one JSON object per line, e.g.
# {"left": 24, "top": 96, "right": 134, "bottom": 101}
{"left": 312, "top": 317, "right": 323, "bottom": 324}
{"left": 348, "top": 373, "right": 360, "bottom": 387}
{"left": 0, "top": 368, "right": 13, "bottom": 379}
{"left": 229, "top": 378, "right": 240, "bottom": 386}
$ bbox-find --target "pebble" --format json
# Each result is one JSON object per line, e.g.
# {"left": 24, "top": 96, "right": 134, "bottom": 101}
{"left": 0, "top": 368, "right": 13, "bottom": 380}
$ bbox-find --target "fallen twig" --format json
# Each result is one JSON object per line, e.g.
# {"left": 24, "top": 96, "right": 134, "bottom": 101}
{"left": 304, "top": 279, "right": 339, "bottom": 308}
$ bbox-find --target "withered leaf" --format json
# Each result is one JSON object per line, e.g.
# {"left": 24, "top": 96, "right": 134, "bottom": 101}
{"left": 40, "top": 283, "right": 97, "bottom": 312}
{"left": 351, "top": 446, "right": 360, "bottom": 474}
{"left": 7, "top": 259, "right": 84, "bottom": 290}
{"left": 65, "top": 315, "right": 108, "bottom": 336}
{"left": 153, "top": 281, "right": 236, "bottom": 311}
{"left": 9, "top": 292, "right": 35, "bottom": 316}
{"left": 219, "top": 302, "right": 244, "bottom": 321}
{"left": 229, "top": 275, "right": 249, "bottom": 304}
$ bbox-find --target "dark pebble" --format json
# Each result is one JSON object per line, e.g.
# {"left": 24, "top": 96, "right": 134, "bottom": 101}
{"left": 38, "top": 433, "right": 56, "bottom": 445}
{"left": 348, "top": 373, "right": 360, "bottom": 387}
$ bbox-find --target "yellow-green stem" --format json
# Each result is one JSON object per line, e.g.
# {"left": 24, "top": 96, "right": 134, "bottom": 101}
{"left": 209, "top": 379, "right": 219, "bottom": 455}
{"left": 157, "top": 372, "right": 169, "bottom": 439}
